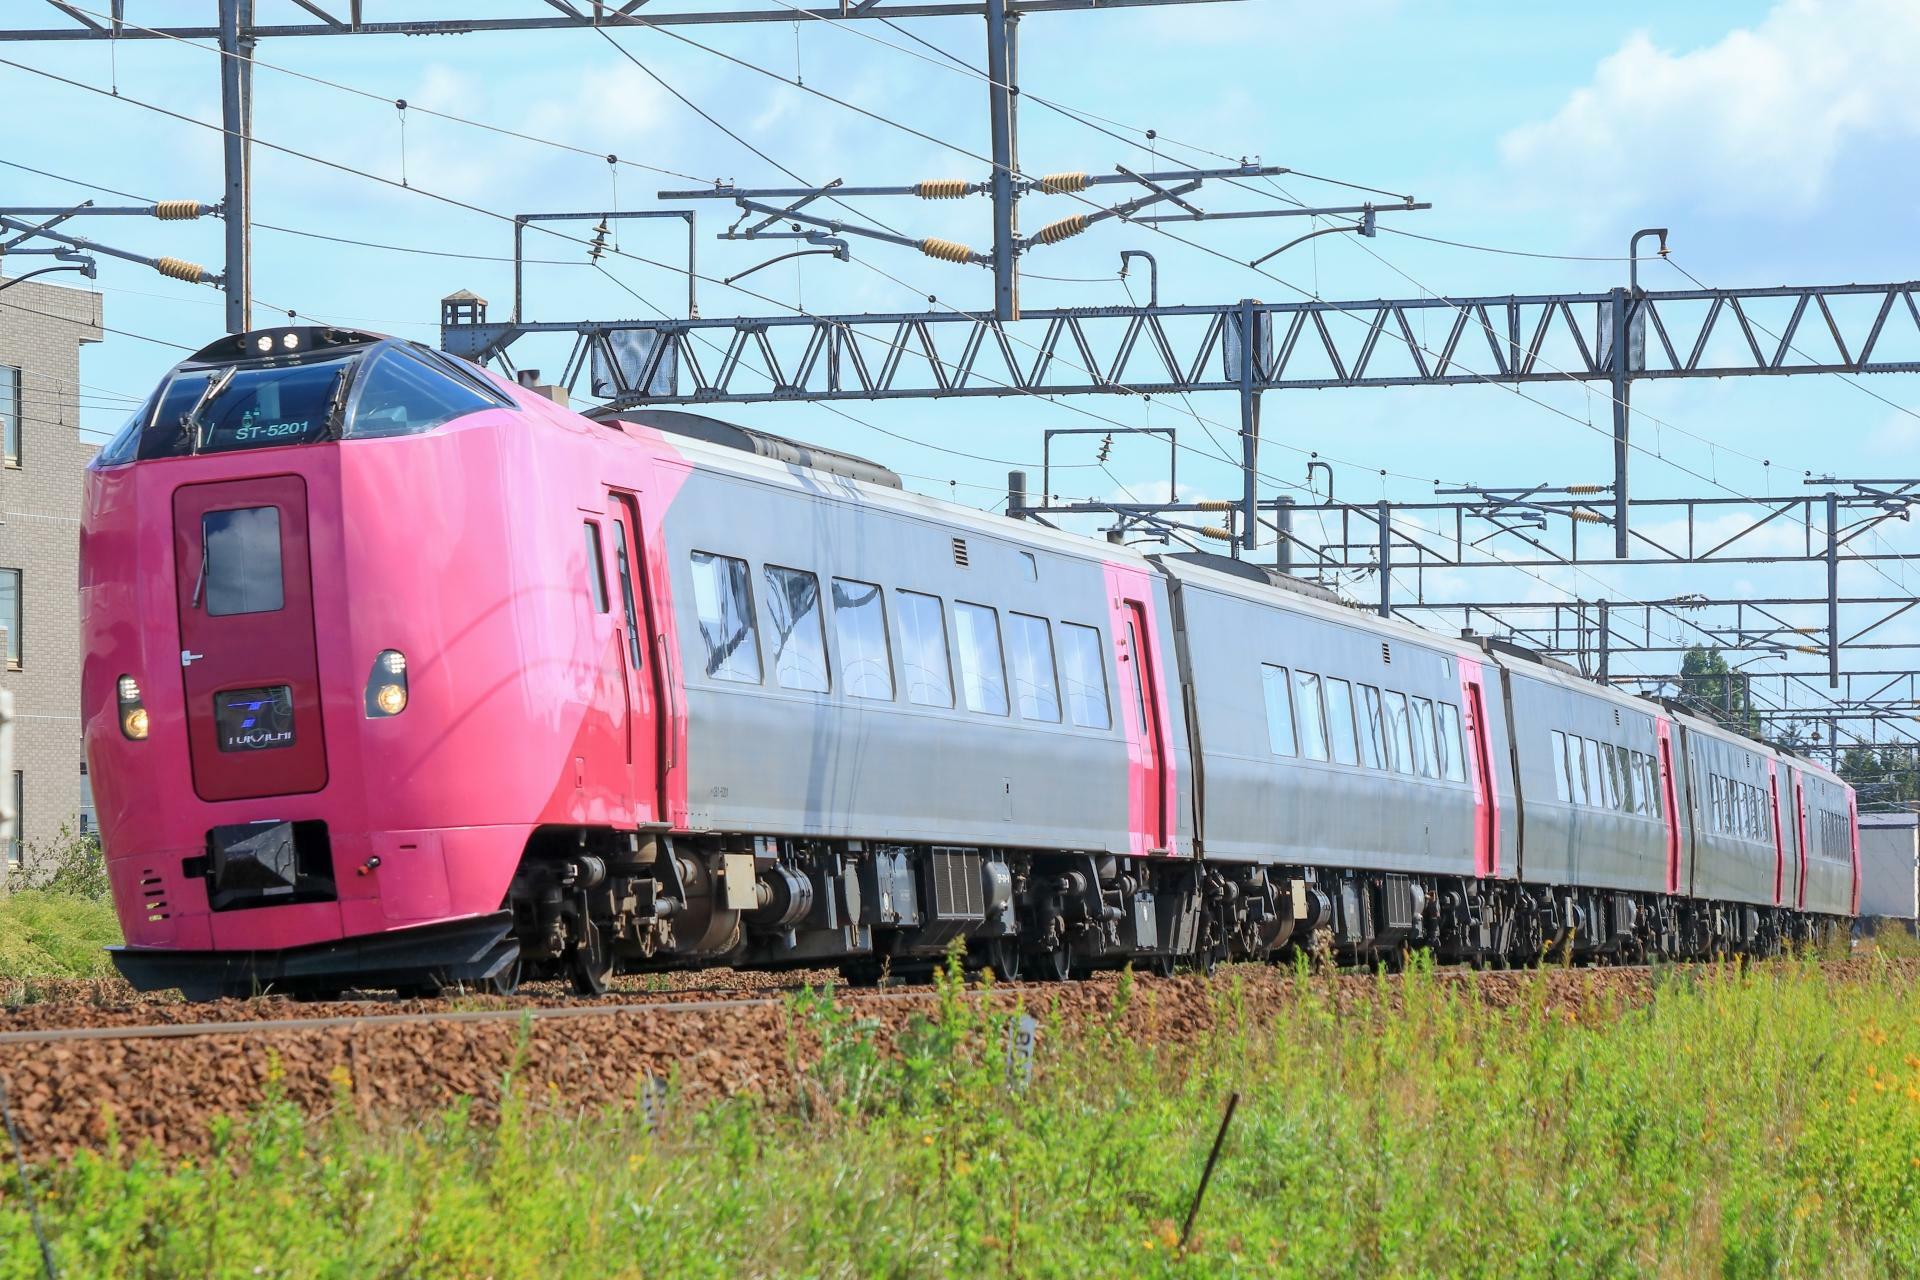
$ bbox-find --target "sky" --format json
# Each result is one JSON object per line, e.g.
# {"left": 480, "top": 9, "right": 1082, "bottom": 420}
{"left": 2, "top": 0, "right": 1917, "bottom": 745}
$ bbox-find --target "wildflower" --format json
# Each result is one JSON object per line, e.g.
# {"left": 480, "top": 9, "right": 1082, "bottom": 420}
{"left": 1142, "top": 1239, "right": 1156, "bottom": 1252}
{"left": 922, "top": 1134, "right": 934, "bottom": 1147}
{"left": 327, "top": 1064, "right": 353, "bottom": 1090}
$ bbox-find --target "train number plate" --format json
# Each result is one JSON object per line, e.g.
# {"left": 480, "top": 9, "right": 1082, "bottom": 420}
{"left": 214, "top": 685, "right": 296, "bottom": 752}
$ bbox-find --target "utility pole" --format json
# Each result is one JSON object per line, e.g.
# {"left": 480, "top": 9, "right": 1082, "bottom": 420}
{"left": 217, "top": 0, "right": 254, "bottom": 334}
{"left": 984, "top": 0, "right": 1019, "bottom": 321}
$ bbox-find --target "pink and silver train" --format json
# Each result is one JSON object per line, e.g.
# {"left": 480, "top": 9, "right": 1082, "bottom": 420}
{"left": 81, "top": 326, "right": 1859, "bottom": 998}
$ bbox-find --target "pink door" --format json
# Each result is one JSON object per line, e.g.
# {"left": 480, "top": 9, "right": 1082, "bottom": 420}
{"left": 1458, "top": 664, "right": 1499, "bottom": 878}
{"left": 173, "top": 476, "right": 328, "bottom": 802}
{"left": 1793, "top": 775, "right": 1810, "bottom": 910}
{"left": 607, "top": 492, "right": 662, "bottom": 824}
{"left": 1117, "top": 600, "right": 1169, "bottom": 853}
{"left": 1657, "top": 723, "right": 1681, "bottom": 894}
{"left": 1767, "top": 765, "right": 1786, "bottom": 905}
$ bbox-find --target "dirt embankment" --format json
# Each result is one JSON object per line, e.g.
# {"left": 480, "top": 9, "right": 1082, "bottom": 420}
{"left": 0, "top": 963, "right": 1674, "bottom": 1163}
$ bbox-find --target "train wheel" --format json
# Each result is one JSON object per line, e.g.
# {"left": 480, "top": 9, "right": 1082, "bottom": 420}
{"left": 1037, "top": 947, "right": 1072, "bottom": 983}
{"left": 570, "top": 920, "right": 614, "bottom": 997}
{"left": 982, "top": 938, "right": 1023, "bottom": 983}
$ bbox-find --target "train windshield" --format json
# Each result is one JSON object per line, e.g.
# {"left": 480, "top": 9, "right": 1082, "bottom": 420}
{"left": 95, "top": 341, "right": 507, "bottom": 465}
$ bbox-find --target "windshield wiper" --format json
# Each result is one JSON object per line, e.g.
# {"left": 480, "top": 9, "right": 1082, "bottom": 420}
{"left": 322, "top": 365, "right": 356, "bottom": 440}
{"left": 178, "top": 367, "right": 236, "bottom": 455}
{"left": 190, "top": 536, "right": 210, "bottom": 611}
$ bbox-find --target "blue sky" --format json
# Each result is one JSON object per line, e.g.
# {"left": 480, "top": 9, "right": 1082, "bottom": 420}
{"left": 4, "top": 0, "right": 1918, "bottom": 738}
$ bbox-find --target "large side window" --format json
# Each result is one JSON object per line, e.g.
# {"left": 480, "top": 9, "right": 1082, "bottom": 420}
{"left": 831, "top": 578, "right": 894, "bottom": 700}
{"left": 1057, "top": 622, "right": 1111, "bottom": 729}
{"left": 689, "top": 551, "right": 760, "bottom": 683}
{"left": 1261, "top": 664, "right": 1297, "bottom": 756}
{"left": 201, "top": 507, "right": 284, "bottom": 617}
{"left": 1324, "top": 677, "right": 1360, "bottom": 766}
{"left": 1568, "top": 733, "right": 1589, "bottom": 806}
{"left": 1411, "top": 697, "right": 1440, "bottom": 779}
{"left": 1583, "top": 739, "right": 1606, "bottom": 810}
{"left": 953, "top": 602, "right": 1009, "bottom": 715}
{"left": 1439, "top": 703, "right": 1467, "bottom": 782}
{"left": 1005, "top": 613, "right": 1062, "bottom": 723}
{"left": 763, "top": 565, "right": 829, "bottom": 693}
{"left": 1358, "top": 685, "right": 1386, "bottom": 770}
{"left": 1293, "top": 670, "right": 1329, "bottom": 762}
{"left": 1551, "top": 730, "right": 1571, "bottom": 801}
{"left": 1384, "top": 690, "right": 1414, "bottom": 774}
{"left": 896, "top": 590, "right": 953, "bottom": 708}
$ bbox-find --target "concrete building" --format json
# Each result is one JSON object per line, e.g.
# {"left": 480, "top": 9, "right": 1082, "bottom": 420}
{"left": 1859, "top": 812, "right": 1919, "bottom": 935}
{"left": 0, "top": 276, "right": 103, "bottom": 870}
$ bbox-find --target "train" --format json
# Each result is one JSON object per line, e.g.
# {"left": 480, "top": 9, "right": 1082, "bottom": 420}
{"left": 80, "top": 325, "right": 1859, "bottom": 999}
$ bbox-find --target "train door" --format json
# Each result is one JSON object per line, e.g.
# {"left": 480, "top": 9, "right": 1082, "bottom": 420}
{"left": 1848, "top": 795, "right": 1861, "bottom": 916}
{"left": 1792, "top": 772, "right": 1810, "bottom": 910}
{"left": 173, "top": 476, "right": 328, "bottom": 801}
{"left": 1656, "top": 718, "right": 1681, "bottom": 894}
{"left": 1117, "top": 599, "right": 1170, "bottom": 854}
{"left": 1767, "top": 762, "right": 1786, "bottom": 905}
{"left": 606, "top": 492, "right": 664, "bottom": 824}
{"left": 1458, "top": 661, "right": 1499, "bottom": 878}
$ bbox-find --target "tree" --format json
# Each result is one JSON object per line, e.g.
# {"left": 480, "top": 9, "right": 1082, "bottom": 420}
{"left": 1678, "top": 645, "right": 1761, "bottom": 735}
{"left": 1838, "top": 746, "right": 1920, "bottom": 810}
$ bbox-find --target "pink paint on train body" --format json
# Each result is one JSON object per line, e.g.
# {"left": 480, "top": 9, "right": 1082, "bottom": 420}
{"left": 1100, "top": 561, "right": 1178, "bottom": 858}
{"left": 83, "top": 378, "right": 692, "bottom": 959}
{"left": 1456, "top": 656, "right": 1501, "bottom": 879}
{"left": 1655, "top": 717, "right": 1681, "bottom": 895}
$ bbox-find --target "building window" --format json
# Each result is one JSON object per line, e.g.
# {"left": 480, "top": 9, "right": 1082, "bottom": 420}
{"left": 0, "top": 365, "right": 18, "bottom": 467}
{"left": 0, "top": 568, "right": 19, "bottom": 670}
{"left": 8, "top": 771, "right": 20, "bottom": 868}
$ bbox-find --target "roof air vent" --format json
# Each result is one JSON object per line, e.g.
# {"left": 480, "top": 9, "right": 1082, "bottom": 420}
{"left": 952, "top": 537, "right": 970, "bottom": 568}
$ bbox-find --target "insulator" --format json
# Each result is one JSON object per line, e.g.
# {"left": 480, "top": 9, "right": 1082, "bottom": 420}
{"left": 1794, "top": 644, "right": 1823, "bottom": 654}
{"left": 918, "top": 237, "right": 976, "bottom": 264}
{"left": 1195, "top": 499, "right": 1236, "bottom": 511}
{"left": 1567, "top": 507, "right": 1607, "bottom": 524}
{"left": 1029, "top": 214, "right": 1087, "bottom": 247}
{"left": 151, "top": 200, "right": 203, "bottom": 221}
{"left": 1565, "top": 483, "right": 1607, "bottom": 495}
{"left": 914, "top": 178, "right": 969, "bottom": 200}
{"left": 1036, "top": 171, "right": 1090, "bottom": 194}
{"left": 1198, "top": 525, "right": 1233, "bottom": 542}
{"left": 154, "top": 256, "right": 206, "bottom": 283}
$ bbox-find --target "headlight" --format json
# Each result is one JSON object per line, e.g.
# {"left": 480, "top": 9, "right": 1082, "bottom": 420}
{"left": 117, "top": 674, "right": 149, "bottom": 740}
{"left": 364, "top": 649, "right": 408, "bottom": 717}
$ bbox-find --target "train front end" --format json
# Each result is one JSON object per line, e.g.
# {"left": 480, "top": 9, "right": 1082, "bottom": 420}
{"left": 83, "top": 326, "right": 536, "bottom": 998}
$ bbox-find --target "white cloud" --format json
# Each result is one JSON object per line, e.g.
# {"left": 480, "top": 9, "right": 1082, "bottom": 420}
{"left": 1500, "top": 0, "right": 1920, "bottom": 223}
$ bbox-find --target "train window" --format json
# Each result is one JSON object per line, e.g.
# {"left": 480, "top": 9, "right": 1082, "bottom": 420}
{"left": 1568, "top": 735, "right": 1590, "bottom": 807}
{"left": 1293, "top": 670, "right": 1329, "bottom": 762}
{"left": 831, "top": 578, "right": 894, "bottom": 700}
{"left": 1018, "top": 551, "right": 1038, "bottom": 581}
{"left": 582, "top": 523, "right": 609, "bottom": 613}
{"left": 1058, "top": 623, "right": 1111, "bottom": 730}
{"left": 1358, "top": 686, "right": 1386, "bottom": 770}
{"left": 763, "top": 566, "right": 830, "bottom": 693}
{"left": 1260, "top": 665, "right": 1297, "bottom": 756}
{"left": 1551, "top": 731, "right": 1572, "bottom": 801}
{"left": 954, "top": 602, "right": 1009, "bottom": 715}
{"left": 896, "top": 591, "right": 953, "bottom": 708}
{"left": 1439, "top": 703, "right": 1467, "bottom": 782}
{"left": 1620, "top": 751, "right": 1639, "bottom": 814}
{"left": 1384, "top": 691, "right": 1415, "bottom": 775}
{"left": 200, "top": 506, "right": 285, "bottom": 616}
{"left": 1646, "top": 755, "right": 1662, "bottom": 818}
{"left": 612, "top": 517, "right": 645, "bottom": 673}
{"left": 1006, "top": 613, "right": 1062, "bottom": 723}
{"left": 1324, "top": 678, "right": 1360, "bottom": 766}
{"left": 347, "top": 347, "right": 498, "bottom": 438}
{"left": 1603, "top": 745, "right": 1623, "bottom": 811}
{"left": 146, "top": 353, "right": 355, "bottom": 457}
{"left": 689, "top": 551, "right": 761, "bottom": 684}
{"left": 1410, "top": 697, "right": 1440, "bottom": 779}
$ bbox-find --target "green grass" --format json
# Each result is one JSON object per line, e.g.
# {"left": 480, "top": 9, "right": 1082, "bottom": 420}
{"left": 4, "top": 955, "right": 1920, "bottom": 1278}
{"left": 0, "top": 891, "right": 121, "bottom": 980}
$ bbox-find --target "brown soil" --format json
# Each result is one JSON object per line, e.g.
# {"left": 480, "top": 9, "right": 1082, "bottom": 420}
{"left": 0, "top": 963, "right": 1666, "bottom": 1164}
